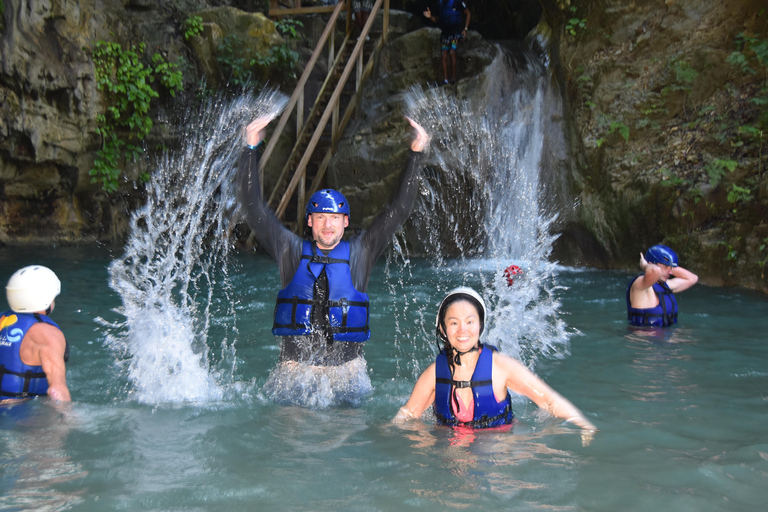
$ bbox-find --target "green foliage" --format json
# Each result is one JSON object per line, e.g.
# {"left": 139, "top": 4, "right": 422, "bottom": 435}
{"left": 759, "top": 237, "right": 768, "bottom": 277}
{"left": 727, "top": 32, "right": 768, "bottom": 76}
{"left": 275, "top": 18, "right": 303, "bottom": 40}
{"left": 90, "top": 39, "right": 184, "bottom": 192}
{"left": 565, "top": 6, "right": 586, "bottom": 36}
{"left": 719, "top": 240, "right": 739, "bottom": 260}
{"left": 184, "top": 15, "right": 204, "bottom": 40}
{"left": 594, "top": 115, "right": 630, "bottom": 147}
{"left": 704, "top": 158, "right": 737, "bottom": 186}
{"left": 727, "top": 32, "right": 768, "bottom": 129}
{"left": 216, "top": 20, "right": 303, "bottom": 89}
{"left": 152, "top": 53, "right": 183, "bottom": 96}
{"left": 662, "top": 59, "right": 699, "bottom": 116}
{"left": 726, "top": 184, "right": 751, "bottom": 211}
{"left": 217, "top": 34, "right": 254, "bottom": 88}
{"left": 659, "top": 168, "right": 689, "bottom": 187}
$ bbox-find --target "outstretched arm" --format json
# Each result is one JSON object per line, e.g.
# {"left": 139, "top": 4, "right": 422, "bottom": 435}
{"left": 358, "top": 118, "right": 429, "bottom": 258}
{"left": 237, "top": 116, "right": 301, "bottom": 263}
{"left": 392, "top": 363, "right": 437, "bottom": 423}
{"left": 496, "top": 354, "right": 596, "bottom": 430}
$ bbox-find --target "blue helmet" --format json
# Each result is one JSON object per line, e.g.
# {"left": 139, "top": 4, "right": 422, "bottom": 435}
{"left": 305, "top": 189, "right": 350, "bottom": 220}
{"left": 645, "top": 244, "right": 679, "bottom": 267}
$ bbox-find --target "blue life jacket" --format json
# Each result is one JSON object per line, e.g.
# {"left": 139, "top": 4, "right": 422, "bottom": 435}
{"left": 439, "top": 0, "right": 464, "bottom": 28}
{"left": 626, "top": 276, "right": 678, "bottom": 327}
{"left": 0, "top": 311, "right": 61, "bottom": 399}
{"left": 272, "top": 240, "right": 370, "bottom": 342}
{"left": 434, "top": 344, "right": 514, "bottom": 428}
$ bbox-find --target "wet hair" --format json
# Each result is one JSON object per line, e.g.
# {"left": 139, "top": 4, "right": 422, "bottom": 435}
{"left": 435, "top": 293, "right": 485, "bottom": 371}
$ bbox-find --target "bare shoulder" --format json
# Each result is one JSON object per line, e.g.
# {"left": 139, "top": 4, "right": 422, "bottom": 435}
{"left": 26, "top": 322, "right": 66, "bottom": 348}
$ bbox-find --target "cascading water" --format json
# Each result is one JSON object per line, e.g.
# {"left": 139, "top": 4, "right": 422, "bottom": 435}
{"left": 397, "top": 46, "right": 573, "bottom": 371}
{"left": 101, "top": 90, "right": 287, "bottom": 405}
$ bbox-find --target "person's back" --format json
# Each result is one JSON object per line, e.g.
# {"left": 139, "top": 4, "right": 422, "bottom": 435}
{"left": 1, "top": 265, "right": 70, "bottom": 402}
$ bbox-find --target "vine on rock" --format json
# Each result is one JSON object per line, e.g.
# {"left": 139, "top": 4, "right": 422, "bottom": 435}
{"left": 90, "top": 40, "right": 183, "bottom": 193}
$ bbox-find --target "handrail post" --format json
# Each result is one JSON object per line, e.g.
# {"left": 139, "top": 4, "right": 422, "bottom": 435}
{"left": 297, "top": 172, "right": 306, "bottom": 233}
{"left": 329, "top": 23, "right": 335, "bottom": 64}
{"left": 346, "top": 0, "right": 351, "bottom": 35}
{"left": 297, "top": 91, "right": 304, "bottom": 137}
{"left": 383, "top": 0, "right": 390, "bottom": 42}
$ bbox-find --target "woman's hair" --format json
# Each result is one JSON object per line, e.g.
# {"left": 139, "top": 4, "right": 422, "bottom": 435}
{"left": 435, "top": 293, "right": 485, "bottom": 370}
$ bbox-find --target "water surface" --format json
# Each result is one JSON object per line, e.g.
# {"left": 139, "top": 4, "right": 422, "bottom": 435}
{"left": 1, "top": 247, "right": 766, "bottom": 511}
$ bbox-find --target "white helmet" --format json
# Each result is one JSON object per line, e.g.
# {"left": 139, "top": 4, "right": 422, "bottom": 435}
{"left": 435, "top": 286, "right": 487, "bottom": 336}
{"left": 6, "top": 265, "right": 61, "bottom": 313}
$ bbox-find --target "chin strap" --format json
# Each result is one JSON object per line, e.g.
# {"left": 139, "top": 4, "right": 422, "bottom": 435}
{"left": 454, "top": 344, "right": 479, "bottom": 366}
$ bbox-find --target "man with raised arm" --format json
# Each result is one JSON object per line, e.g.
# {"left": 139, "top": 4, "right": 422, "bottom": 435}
{"left": 237, "top": 116, "right": 429, "bottom": 398}
{"left": 627, "top": 244, "right": 699, "bottom": 327}
{"left": 1, "top": 265, "right": 71, "bottom": 402}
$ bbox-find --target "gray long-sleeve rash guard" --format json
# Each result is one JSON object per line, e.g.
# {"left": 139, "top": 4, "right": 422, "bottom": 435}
{"left": 237, "top": 145, "right": 425, "bottom": 293}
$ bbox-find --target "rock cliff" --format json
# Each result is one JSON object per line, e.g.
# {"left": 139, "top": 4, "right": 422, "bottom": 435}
{"left": 1, "top": 0, "right": 766, "bottom": 291}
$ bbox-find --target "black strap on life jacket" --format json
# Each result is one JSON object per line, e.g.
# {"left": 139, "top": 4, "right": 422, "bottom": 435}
{"left": 0, "top": 365, "right": 46, "bottom": 398}
{"left": 626, "top": 281, "right": 678, "bottom": 327}
{"left": 273, "top": 297, "right": 370, "bottom": 333}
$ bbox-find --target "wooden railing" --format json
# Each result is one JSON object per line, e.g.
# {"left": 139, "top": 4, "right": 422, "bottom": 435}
{"left": 259, "top": 0, "right": 390, "bottom": 230}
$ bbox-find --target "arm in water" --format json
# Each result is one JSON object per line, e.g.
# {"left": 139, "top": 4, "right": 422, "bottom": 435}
{"left": 495, "top": 352, "right": 596, "bottom": 431}
{"left": 392, "top": 353, "right": 597, "bottom": 432}
{"left": 22, "top": 322, "right": 71, "bottom": 401}
{"left": 237, "top": 116, "right": 303, "bottom": 281}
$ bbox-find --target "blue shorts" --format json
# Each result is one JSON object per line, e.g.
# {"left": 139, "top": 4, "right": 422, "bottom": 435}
{"left": 441, "top": 32, "right": 463, "bottom": 52}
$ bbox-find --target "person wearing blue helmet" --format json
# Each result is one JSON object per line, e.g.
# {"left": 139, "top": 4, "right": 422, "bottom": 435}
{"left": 626, "top": 244, "right": 699, "bottom": 327}
{"left": 237, "top": 114, "right": 430, "bottom": 384}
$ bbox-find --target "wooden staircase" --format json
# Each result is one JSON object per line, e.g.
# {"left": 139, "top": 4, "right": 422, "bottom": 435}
{"left": 256, "top": 0, "right": 392, "bottom": 235}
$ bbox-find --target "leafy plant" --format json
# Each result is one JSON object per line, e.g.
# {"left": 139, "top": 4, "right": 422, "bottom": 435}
{"left": 217, "top": 34, "right": 254, "bottom": 88}
{"left": 659, "top": 168, "right": 689, "bottom": 187}
{"left": 275, "top": 18, "right": 303, "bottom": 40}
{"left": 759, "top": 236, "right": 768, "bottom": 278}
{"left": 217, "top": 20, "right": 303, "bottom": 89}
{"left": 152, "top": 53, "right": 183, "bottom": 95}
{"left": 727, "top": 32, "right": 768, "bottom": 129}
{"left": 662, "top": 59, "right": 699, "bottom": 117}
{"left": 704, "top": 158, "right": 737, "bottom": 186}
{"left": 184, "top": 15, "right": 204, "bottom": 40}
{"left": 565, "top": 6, "right": 586, "bottom": 36}
{"left": 719, "top": 240, "right": 739, "bottom": 260}
{"left": 726, "top": 184, "right": 752, "bottom": 212}
{"left": 90, "top": 39, "right": 183, "bottom": 192}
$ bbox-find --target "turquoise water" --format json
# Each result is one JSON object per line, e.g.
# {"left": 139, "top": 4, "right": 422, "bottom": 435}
{"left": 1, "top": 246, "right": 767, "bottom": 511}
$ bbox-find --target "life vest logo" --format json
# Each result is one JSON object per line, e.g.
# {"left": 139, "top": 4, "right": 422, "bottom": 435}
{"left": 0, "top": 314, "right": 19, "bottom": 331}
{"left": 0, "top": 315, "right": 20, "bottom": 345}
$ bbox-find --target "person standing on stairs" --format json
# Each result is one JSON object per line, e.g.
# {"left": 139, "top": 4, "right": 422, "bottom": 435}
{"left": 352, "top": 0, "right": 373, "bottom": 41}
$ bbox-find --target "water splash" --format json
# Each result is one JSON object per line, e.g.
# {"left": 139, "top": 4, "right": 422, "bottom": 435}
{"left": 262, "top": 359, "right": 373, "bottom": 408}
{"left": 399, "top": 47, "right": 573, "bottom": 369}
{"left": 103, "top": 90, "right": 288, "bottom": 405}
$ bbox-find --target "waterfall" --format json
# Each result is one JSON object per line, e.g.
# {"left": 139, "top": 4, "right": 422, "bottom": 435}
{"left": 401, "top": 46, "right": 573, "bottom": 369}
{"left": 102, "top": 90, "right": 287, "bottom": 404}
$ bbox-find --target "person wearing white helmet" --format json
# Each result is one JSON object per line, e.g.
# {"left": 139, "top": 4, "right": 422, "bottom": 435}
{"left": 1, "top": 265, "right": 70, "bottom": 402}
{"left": 237, "top": 114, "right": 430, "bottom": 379}
{"left": 627, "top": 244, "right": 699, "bottom": 327}
{"left": 393, "top": 287, "right": 596, "bottom": 432}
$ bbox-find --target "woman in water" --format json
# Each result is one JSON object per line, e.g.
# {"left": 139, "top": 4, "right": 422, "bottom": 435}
{"left": 393, "top": 287, "right": 596, "bottom": 431}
